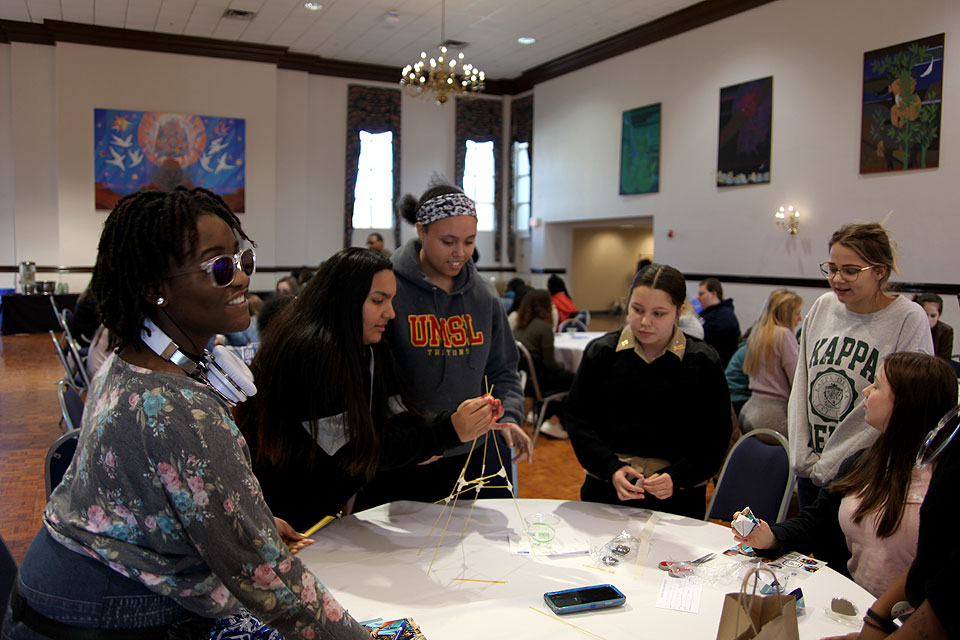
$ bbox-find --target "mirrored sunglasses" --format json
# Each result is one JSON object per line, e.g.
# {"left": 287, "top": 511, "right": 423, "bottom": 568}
{"left": 199, "top": 248, "right": 256, "bottom": 287}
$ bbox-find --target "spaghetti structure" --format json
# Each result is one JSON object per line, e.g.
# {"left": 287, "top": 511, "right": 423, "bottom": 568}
{"left": 417, "top": 379, "right": 532, "bottom": 574}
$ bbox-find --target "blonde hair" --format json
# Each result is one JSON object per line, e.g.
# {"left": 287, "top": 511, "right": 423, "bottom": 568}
{"left": 743, "top": 289, "right": 803, "bottom": 376}
{"left": 829, "top": 222, "right": 898, "bottom": 289}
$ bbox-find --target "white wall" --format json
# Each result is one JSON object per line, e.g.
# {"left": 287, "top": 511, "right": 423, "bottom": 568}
{"left": 530, "top": 0, "right": 959, "bottom": 345}
{"left": 0, "top": 42, "right": 503, "bottom": 294}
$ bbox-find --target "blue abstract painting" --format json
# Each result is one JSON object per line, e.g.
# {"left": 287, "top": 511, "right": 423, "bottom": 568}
{"left": 619, "top": 103, "right": 660, "bottom": 194}
{"left": 94, "top": 108, "right": 246, "bottom": 211}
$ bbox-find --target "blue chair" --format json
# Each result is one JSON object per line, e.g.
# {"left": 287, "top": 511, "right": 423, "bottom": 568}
{"left": 516, "top": 341, "right": 569, "bottom": 449}
{"left": 557, "top": 318, "right": 588, "bottom": 333}
{"left": 45, "top": 429, "right": 80, "bottom": 499}
{"left": 57, "top": 379, "right": 84, "bottom": 433}
{"left": 0, "top": 531, "right": 16, "bottom": 614}
{"left": 574, "top": 310, "right": 591, "bottom": 327}
{"left": 706, "top": 429, "right": 795, "bottom": 524}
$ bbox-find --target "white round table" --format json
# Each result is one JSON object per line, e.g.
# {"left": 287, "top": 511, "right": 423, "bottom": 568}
{"left": 299, "top": 499, "right": 873, "bottom": 639}
{"left": 553, "top": 331, "right": 606, "bottom": 372}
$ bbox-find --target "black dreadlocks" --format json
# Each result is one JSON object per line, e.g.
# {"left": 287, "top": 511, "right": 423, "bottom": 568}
{"left": 91, "top": 187, "right": 252, "bottom": 352}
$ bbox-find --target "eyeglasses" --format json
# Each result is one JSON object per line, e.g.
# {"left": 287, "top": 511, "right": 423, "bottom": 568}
{"left": 819, "top": 262, "right": 874, "bottom": 282}
{"left": 171, "top": 248, "right": 256, "bottom": 287}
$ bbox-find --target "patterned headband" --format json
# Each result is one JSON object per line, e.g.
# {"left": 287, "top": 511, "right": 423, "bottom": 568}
{"left": 416, "top": 192, "right": 477, "bottom": 225}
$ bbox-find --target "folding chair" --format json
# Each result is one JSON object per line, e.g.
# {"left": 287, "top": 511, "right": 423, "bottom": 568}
{"left": 57, "top": 379, "right": 85, "bottom": 433}
{"left": 60, "top": 316, "right": 91, "bottom": 389}
{"left": 45, "top": 429, "right": 80, "bottom": 499}
{"left": 706, "top": 429, "right": 795, "bottom": 524}
{"left": 516, "top": 342, "right": 569, "bottom": 449}
{"left": 49, "top": 331, "right": 84, "bottom": 392}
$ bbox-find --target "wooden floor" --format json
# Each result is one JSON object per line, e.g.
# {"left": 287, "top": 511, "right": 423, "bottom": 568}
{"left": 0, "top": 314, "right": 722, "bottom": 565}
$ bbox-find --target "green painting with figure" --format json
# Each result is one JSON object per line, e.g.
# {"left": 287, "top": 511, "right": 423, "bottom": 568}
{"left": 861, "top": 34, "right": 944, "bottom": 173}
{"left": 619, "top": 103, "right": 660, "bottom": 194}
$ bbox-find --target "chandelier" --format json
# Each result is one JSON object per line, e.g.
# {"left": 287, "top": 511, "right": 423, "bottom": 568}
{"left": 400, "top": 0, "right": 485, "bottom": 105}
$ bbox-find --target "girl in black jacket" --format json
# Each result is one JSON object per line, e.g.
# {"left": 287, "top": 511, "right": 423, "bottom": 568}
{"left": 565, "top": 264, "right": 732, "bottom": 519}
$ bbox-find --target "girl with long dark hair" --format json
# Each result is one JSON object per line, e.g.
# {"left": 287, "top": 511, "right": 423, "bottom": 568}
{"left": 237, "top": 247, "right": 503, "bottom": 530}
{"left": 734, "top": 352, "right": 957, "bottom": 596}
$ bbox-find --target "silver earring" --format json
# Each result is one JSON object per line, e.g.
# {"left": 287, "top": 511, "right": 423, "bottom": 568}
{"left": 156, "top": 296, "right": 166, "bottom": 306}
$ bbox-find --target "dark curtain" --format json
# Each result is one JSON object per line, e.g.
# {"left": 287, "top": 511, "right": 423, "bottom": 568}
{"left": 344, "top": 85, "right": 402, "bottom": 249}
{"left": 455, "top": 98, "right": 503, "bottom": 262}
{"left": 508, "top": 95, "right": 533, "bottom": 264}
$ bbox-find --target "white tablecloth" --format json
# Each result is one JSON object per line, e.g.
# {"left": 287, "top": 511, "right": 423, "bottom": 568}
{"left": 553, "top": 331, "right": 606, "bottom": 372}
{"left": 299, "top": 499, "right": 873, "bottom": 639}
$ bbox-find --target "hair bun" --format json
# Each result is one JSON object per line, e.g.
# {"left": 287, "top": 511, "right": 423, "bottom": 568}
{"left": 398, "top": 193, "right": 419, "bottom": 225}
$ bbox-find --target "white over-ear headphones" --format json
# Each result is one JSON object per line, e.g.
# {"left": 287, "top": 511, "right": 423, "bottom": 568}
{"left": 141, "top": 317, "right": 257, "bottom": 407}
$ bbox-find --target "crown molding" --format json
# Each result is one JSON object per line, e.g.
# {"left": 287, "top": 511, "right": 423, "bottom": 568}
{"left": 508, "top": 0, "right": 780, "bottom": 93}
{"left": 0, "top": 0, "right": 779, "bottom": 93}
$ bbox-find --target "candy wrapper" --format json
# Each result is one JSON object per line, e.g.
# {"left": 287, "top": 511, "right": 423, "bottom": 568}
{"left": 589, "top": 530, "right": 640, "bottom": 572}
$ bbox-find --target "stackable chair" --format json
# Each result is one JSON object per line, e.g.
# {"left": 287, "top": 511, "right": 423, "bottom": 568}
{"left": 516, "top": 342, "right": 569, "bottom": 449}
{"left": 45, "top": 429, "right": 80, "bottom": 499}
{"left": 706, "top": 429, "right": 794, "bottom": 524}
{"left": 574, "top": 310, "right": 591, "bottom": 327}
{"left": 57, "top": 379, "right": 85, "bottom": 433}
{"left": 557, "top": 318, "right": 588, "bottom": 333}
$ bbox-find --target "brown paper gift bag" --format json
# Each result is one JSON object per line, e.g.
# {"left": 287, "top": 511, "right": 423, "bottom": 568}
{"left": 716, "top": 567, "right": 799, "bottom": 640}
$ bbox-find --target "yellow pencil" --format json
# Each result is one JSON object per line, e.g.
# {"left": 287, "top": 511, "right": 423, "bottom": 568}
{"left": 302, "top": 515, "right": 335, "bottom": 537}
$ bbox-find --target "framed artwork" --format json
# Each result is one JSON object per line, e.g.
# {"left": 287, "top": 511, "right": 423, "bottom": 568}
{"left": 94, "top": 108, "right": 246, "bottom": 211}
{"left": 860, "top": 33, "right": 944, "bottom": 173}
{"left": 619, "top": 103, "right": 661, "bottom": 194}
{"left": 717, "top": 76, "right": 772, "bottom": 187}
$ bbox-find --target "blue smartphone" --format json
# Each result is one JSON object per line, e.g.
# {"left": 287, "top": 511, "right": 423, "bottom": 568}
{"left": 543, "top": 584, "right": 626, "bottom": 615}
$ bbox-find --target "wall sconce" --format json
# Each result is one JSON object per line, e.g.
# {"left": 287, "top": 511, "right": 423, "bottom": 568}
{"left": 775, "top": 205, "right": 799, "bottom": 235}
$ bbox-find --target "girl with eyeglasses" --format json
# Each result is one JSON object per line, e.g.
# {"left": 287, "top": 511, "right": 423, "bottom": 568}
{"left": 788, "top": 222, "right": 932, "bottom": 508}
{"left": 3, "top": 188, "right": 370, "bottom": 639}
{"left": 235, "top": 247, "right": 504, "bottom": 531}
{"left": 734, "top": 352, "right": 957, "bottom": 597}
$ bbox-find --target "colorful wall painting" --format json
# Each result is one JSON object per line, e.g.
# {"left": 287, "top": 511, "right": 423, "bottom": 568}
{"left": 860, "top": 34, "right": 943, "bottom": 173}
{"left": 94, "top": 109, "right": 246, "bottom": 211}
{"left": 619, "top": 103, "right": 661, "bottom": 194}
{"left": 717, "top": 76, "right": 772, "bottom": 187}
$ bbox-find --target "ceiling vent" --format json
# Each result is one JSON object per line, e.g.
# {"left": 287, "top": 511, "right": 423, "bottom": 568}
{"left": 440, "top": 39, "right": 468, "bottom": 48}
{"left": 223, "top": 9, "right": 256, "bottom": 20}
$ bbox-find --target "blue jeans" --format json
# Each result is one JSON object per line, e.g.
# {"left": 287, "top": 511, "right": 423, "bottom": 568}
{"left": 2, "top": 527, "right": 188, "bottom": 638}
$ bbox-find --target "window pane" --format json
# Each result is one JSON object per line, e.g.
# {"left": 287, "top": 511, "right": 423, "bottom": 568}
{"left": 515, "top": 141, "right": 530, "bottom": 176}
{"left": 516, "top": 203, "right": 530, "bottom": 232}
{"left": 464, "top": 139, "right": 495, "bottom": 232}
{"left": 353, "top": 130, "right": 394, "bottom": 229}
{"left": 516, "top": 175, "right": 530, "bottom": 205}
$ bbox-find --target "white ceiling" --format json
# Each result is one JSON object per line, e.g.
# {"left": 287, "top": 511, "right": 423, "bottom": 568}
{"left": 0, "top": 0, "right": 704, "bottom": 78}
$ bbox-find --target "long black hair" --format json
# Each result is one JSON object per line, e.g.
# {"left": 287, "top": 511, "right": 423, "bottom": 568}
{"left": 831, "top": 352, "right": 957, "bottom": 537}
{"left": 91, "top": 187, "right": 250, "bottom": 352}
{"left": 238, "top": 247, "right": 403, "bottom": 479}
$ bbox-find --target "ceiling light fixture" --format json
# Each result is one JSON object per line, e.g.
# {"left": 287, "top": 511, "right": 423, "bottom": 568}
{"left": 303, "top": 2, "right": 323, "bottom": 11}
{"left": 400, "top": 0, "right": 484, "bottom": 105}
{"left": 518, "top": 36, "right": 536, "bottom": 45}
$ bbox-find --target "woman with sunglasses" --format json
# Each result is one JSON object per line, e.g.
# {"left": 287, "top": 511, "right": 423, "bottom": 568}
{"left": 236, "top": 247, "right": 504, "bottom": 531}
{"left": 787, "top": 222, "right": 932, "bottom": 508}
{"left": 3, "top": 188, "right": 369, "bottom": 639}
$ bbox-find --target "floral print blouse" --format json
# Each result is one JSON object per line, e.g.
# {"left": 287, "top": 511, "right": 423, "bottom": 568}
{"left": 44, "top": 353, "right": 369, "bottom": 640}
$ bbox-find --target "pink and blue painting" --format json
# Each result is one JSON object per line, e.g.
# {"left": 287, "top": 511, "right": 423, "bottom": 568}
{"left": 717, "top": 76, "right": 772, "bottom": 187}
{"left": 860, "top": 34, "right": 943, "bottom": 173}
{"left": 95, "top": 108, "right": 246, "bottom": 211}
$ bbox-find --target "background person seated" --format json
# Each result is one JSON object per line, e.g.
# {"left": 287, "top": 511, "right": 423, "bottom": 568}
{"left": 513, "top": 289, "right": 575, "bottom": 438}
{"left": 913, "top": 292, "right": 954, "bottom": 365}
{"left": 733, "top": 352, "right": 956, "bottom": 597}
{"left": 697, "top": 277, "right": 741, "bottom": 367}
{"left": 548, "top": 274, "right": 578, "bottom": 326}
